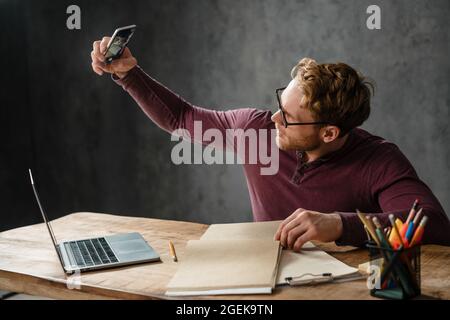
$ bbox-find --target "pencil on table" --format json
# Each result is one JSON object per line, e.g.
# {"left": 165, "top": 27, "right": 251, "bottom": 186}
{"left": 169, "top": 241, "right": 178, "bottom": 262}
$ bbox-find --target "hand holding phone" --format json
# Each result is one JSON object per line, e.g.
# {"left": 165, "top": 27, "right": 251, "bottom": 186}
{"left": 91, "top": 25, "right": 138, "bottom": 78}
{"left": 104, "top": 24, "right": 136, "bottom": 63}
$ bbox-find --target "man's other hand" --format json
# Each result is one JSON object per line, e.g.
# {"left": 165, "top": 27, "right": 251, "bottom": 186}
{"left": 274, "top": 208, "right": 343, "bottom": 252}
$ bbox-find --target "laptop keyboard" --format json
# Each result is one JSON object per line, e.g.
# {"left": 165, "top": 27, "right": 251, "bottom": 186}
{"left": 66, "top": 238, "right": 119, "bottom": 268}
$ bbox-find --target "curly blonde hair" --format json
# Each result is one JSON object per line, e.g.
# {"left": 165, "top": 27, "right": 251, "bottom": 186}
{"left": 291, "top": 58, "right": 374, "bottom": 137}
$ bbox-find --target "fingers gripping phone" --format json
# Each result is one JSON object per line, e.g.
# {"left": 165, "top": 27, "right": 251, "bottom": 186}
{"left": 104, "top": 24, "right": 136, "bottom": 64}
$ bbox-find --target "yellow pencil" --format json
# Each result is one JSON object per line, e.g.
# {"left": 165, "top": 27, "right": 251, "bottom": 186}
{"left": 169, "top": 241, "right": 178, "bottom": 262}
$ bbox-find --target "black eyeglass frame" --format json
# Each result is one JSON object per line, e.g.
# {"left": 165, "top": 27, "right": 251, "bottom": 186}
{"left": 276, "top": 87, "right": 331, "bottom": 128}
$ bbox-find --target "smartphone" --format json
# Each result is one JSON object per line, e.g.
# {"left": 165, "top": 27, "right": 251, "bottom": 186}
{"left": 104, "top": 24, "right": 137, "bottom": 64}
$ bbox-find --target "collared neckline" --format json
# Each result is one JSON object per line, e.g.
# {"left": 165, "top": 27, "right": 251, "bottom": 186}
{"left": 291, "top": 129, "right": 355, "bottom": 184}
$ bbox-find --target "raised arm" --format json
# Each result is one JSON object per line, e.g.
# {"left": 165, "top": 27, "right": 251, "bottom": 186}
{"left": 112, "top": 65, "right": 266, "bottom": 139}
{"left": 91, "top": 37, "right": 270, "bottom": 148}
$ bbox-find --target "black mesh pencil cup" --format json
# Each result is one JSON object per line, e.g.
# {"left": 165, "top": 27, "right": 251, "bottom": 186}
{"left": 366, "top": 241, "right": 421, "bottom": 300}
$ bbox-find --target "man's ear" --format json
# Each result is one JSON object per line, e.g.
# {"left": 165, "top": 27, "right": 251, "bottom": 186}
{"left": 321, "top": 125, "right": 341, "bottom": 143}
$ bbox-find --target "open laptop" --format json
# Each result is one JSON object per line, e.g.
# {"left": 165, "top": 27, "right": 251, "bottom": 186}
{"left": 28, "top": 169, "right": 160, "bottom": 274}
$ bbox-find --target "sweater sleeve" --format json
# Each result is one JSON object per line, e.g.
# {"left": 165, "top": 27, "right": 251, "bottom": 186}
{"left": 112, "top": 66, "right": 270, "bottom": 151}
{"left": 336, "top": 144, "right": 450, "bottom": 247}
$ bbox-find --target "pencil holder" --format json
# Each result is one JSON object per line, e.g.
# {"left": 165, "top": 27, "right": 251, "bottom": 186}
{"left": 366, "top": 242, "right": 421, "bottom": 300}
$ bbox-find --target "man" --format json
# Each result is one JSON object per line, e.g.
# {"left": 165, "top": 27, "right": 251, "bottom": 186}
{"left": 91, "top": 37, "right": 450, "bottom": 251}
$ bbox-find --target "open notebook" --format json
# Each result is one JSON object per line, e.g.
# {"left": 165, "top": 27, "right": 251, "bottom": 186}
{"left": 166, "top": 238, "right": 281, "bottom": 296}
{"left": 199, "top": 221, "right": 361, "bottom": 286}
{"left": 166, "top": 220, "right": 361, "bottom": 296}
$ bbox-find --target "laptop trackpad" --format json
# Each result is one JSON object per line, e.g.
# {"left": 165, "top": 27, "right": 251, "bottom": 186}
{"left": 110, "top": 237, "right": 159, "bottom": 262}
{"left": 113, "top": 239, "right": 149, "bottom": 253}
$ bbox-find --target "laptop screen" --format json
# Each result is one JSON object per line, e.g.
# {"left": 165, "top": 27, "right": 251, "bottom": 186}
{"left": 28, "top": 169, "right": 65, "bottom": 270}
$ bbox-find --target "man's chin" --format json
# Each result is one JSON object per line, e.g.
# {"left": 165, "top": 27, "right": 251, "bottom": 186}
{"left": 275, "top": 138, "right": 295, "bottom": 151}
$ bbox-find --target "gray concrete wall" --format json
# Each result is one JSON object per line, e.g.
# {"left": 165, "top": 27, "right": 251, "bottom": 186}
{"left": 2, "top": 0, "right": 448, "bottom": 231}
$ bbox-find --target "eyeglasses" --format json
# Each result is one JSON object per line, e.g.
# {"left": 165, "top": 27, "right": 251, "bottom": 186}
{"left": 276, "top": 87, "right": 329, "bottom": 128}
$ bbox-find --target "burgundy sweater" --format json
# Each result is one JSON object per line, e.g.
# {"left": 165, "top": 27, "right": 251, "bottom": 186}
{"left": 113, "top": 66, "right": 450, "bottom": 247}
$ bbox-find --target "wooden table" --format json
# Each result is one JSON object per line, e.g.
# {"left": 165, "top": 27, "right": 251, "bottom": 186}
{"left": 0, "top": 212, "right": 449, "bottom": 300}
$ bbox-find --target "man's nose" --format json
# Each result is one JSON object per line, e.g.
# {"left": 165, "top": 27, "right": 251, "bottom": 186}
{"left": 271, "top": 110, "right": 282, "bottom": 124}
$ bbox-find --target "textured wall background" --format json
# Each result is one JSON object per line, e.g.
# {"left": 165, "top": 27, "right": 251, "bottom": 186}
{"left": 1, "top": 0, "right": 449, "bottom": 231}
